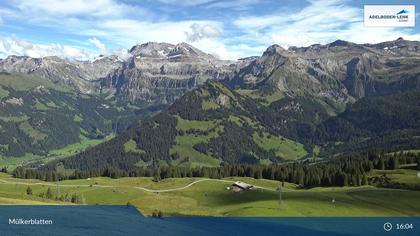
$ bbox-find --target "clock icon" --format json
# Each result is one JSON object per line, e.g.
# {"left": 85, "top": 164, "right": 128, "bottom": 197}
{"left": 384, "top": 222, "right": 393, "bottom": 232}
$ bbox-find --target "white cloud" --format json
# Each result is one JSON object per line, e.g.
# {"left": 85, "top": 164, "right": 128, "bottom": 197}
{"left": 0, "top": 37, "right": 94, "bottom": 60}
{"left": 112, "top": 48, "right": 131, "bottom": 61}
{"left": 89, "top": 37, "right": 108, "bottom": 55}
{"left": 157, "top": 0, "right": 263, "bottom": 9}
{"left": 204, "top": 0, "right": 262, "bottom": 10}
{"left": 0, "top": 0, "right": 229, "bottom": 59}
{"left": 190, "top": 38, "right": 265, "bottom": 60}
{"left": 14, "top": 0, "right": 139, "bottom": 17}
{"left": 1, "top": 0, "right": 418, "bottom": 61}
{"left": 189, "top": 38, "right": 232, "bottom": 60}
{"left": 233, "top": 0, "right": 420, "bottom": 48}
{"left": 91, "top": 19, "right": 223, "bottom": 47}
{"left": 157, "top": 0, "right": 214, "bottom": 7}
{"left": 185, "top": 23, "right": 222, "bottom": 42}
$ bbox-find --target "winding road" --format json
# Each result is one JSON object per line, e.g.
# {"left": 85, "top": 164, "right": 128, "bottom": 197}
{"left": 0, "top": 178, "right": 409, "bottom": 193}
{"left": 0, "top": 178, "right": 277, "bottom": 193}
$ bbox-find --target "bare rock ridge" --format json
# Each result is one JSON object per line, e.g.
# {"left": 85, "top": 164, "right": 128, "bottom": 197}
{"left": 0, "top": 42, "right": 234, "bottom": 104}
{"left": 0, "top": 39, "right": 419, "bottom": 106}
{"left": 0, "top": 39, "right": 418, "bottom": 158}
{"left": 227, "top": 38, "right": 420, "bottom": 105}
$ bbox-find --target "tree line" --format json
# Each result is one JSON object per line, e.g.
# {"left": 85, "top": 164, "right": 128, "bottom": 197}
{"left": 25, "top": 186, "right": 81, "bottom": 203}
{"left": 11, "top": 151, "right": 420, "bottom": 188}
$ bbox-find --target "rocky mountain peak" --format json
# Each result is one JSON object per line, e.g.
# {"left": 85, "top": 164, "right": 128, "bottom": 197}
{"left": 170, "top": 42, "right": 204, "bottom": 56}
{"left": 366, "top": 37, "right": 420, "bottom": 56}
{"left": 129, "top": 42, "right": 174, "bottom": 58}
{"left": 1, "top": 38, "right": 418, "bottom": 109}
{"left": 328, "top": 39, "right": 354, "bottom": 48}
{"left": 128, "top": 42, "right": 215, "bottom": 61}
{"left": 262, "top": 44, "right": 289, "bottom": 57}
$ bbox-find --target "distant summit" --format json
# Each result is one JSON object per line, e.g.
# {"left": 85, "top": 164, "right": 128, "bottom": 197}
{"left": 129, "top": 42, "right": 216, "bottom": 61}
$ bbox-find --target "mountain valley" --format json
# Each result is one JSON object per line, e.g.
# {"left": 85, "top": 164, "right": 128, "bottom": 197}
{"left": 0, "top": 38, "right": 419, "bottom": 172}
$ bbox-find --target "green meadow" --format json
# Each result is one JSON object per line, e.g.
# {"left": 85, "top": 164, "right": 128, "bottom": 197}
{"left": 252, "top": 132, "right": 307, "bottom": 160}
{"left": 0, "top": 171, "right": 419, "bottom": 217}
{"left": 0, "top": 134, "right": 113, "bottom": 171}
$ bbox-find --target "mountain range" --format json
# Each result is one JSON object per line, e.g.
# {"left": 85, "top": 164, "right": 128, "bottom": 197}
{"left": 0, "top": 42, "right": 233, "bottom": 103}
{"left": 0, "top": 38, "right": 419, "bottom": 171}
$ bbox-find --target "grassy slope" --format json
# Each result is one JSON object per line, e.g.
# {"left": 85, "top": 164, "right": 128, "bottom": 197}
{"left": 0, "top": 173, "right": 419, "bottom": 217}
{"left": 170, "top": 116, "right": 221, "bottom": 167}
{"left": 0, "top": 154, "right": 51, "bottom": 171}
{"left": 49, "top": 134, "right": 114, "bottom": 157}
{"left": 0, "top": 115, "right": 29, "bottom": 122}
{"left": 0, "top": 134, "right": 113, "bottom": 170}
{"left": 228, "top": 114, "right": 308, "bottom": 161}
{"left": 124, "top": 139, "right": 145, "bottom": 154}
{"left": 235, "top": 89, "right": 284, "bottom": 105}
{"left": 175, "top": 116, "right": 220, "bottom": 131}
{"left": 0, "top": 73, "right": 69, "bottom": 92}
{"left": 387, "top": 150, "right": 420, "bottom": 155}
{"left": 0, "top": 72, "right": 115, "bottom": 168}
{"left": 19, "top": 121, "right": 48, "bottom": 141}
{"left": 253, "top": 132, "right": 307, "bottom": 160}
{"left": 171, "top": 135, "right": 221, "bottom": 167}
{"left": 370, "top": 167, "right": 420, "bottom": 189}
{"left": 0, "top": 86, "right": 9, "bottom": 98}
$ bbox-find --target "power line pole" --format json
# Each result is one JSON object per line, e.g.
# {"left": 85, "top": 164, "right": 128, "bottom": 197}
{"left": 56, "top": 181, "right": 60, "bottom": 200}
{"left": 278, "top": 181, "right": 282, "bottom": 208}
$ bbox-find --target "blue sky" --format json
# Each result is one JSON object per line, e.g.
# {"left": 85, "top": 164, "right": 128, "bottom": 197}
{"left": 0, "top": 0, "right": 419, "bottom": 60}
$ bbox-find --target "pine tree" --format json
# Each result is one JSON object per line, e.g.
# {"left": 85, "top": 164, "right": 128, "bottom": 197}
{"left": 26, "top": 186, "right": 32, "bottom": 195}
{"left": 354, "top": 174, "right": 361, "bottom": 186}
{"left": 361, "top": 174, "right": 368, "bottom": 185}
{"left": 153, "top": 168, "right": 161, "bottom": 182}
{"left": 152, "top": 210, "right": 158, "bottom": 217}
{"left": 417, "top": 158, "right": 420, "bottom": 170}
{"left": 297, "top": 170, "right": 304, "bottom": 186}
{"left": 46, "top": 188, "right": 53, "bottom": 199}
{"left": 343, "top": 174, "right": 349, "bottom": 186}
{"left": 71, "top": 194, "right": 79, "bottom": 203}
{"left": 379, "top": 158, "right": 385, "bottom": 170}
{"left": 390, "top": 157, "right": 399, "bottom": 170}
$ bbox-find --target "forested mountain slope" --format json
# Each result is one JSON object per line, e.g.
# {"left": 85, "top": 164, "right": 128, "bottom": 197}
{"left": 43, "top": 83, "right": 420, "bottom": 173}
{"left": 1, "top": 38, "right": 419, "bottom": 169}
{"left": 45, "top": 81, "right": 310, "bottom": 172}
{"left": 315, "top": 89, "right": 420, "bottom": 155}
{"left": 0, "top": 72, "right": 155, "bottom": 157}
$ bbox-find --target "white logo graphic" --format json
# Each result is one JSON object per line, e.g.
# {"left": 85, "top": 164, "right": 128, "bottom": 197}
{"left": 364, "top": 5, "right": 415, "bottom": 27}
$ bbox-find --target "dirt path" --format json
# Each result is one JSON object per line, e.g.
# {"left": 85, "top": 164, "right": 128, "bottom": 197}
{"left": 0, "top": 178, "right": 276, "bottom": 193}
{"left": 0, "top": 178, "right": 409, "bottom": 193}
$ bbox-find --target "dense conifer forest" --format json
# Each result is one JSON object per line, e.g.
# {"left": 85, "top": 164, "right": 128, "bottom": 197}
{"left": 4, "top": 82, "right": 419, "bottom": 188}
{"left": 11, "top": 151, "right": 420, "bottom": 189}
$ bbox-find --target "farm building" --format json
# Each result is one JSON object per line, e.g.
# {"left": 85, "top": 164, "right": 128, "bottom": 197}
{"left": 230, "top": 181, "right": 254, "bottom": 192}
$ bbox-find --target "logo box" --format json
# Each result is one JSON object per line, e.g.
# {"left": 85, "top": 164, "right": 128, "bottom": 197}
{"left": 364, "top": 5, "right": 415, "bottom": 27}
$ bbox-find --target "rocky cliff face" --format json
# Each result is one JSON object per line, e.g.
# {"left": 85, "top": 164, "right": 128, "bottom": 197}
{"left": 0, "top": 42, "right": 234, "bottom": 104}
{"left": 99, "top": 42, "right": 234, "bottom": 103}
{"left": 1, "top": 39, "right": 419, "bottom": 107}
{"left": 225, "top": 38, "right": 420, "bottom": 107}
{"left": 1, "top": 39, "right": 419, "bottom": 159}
